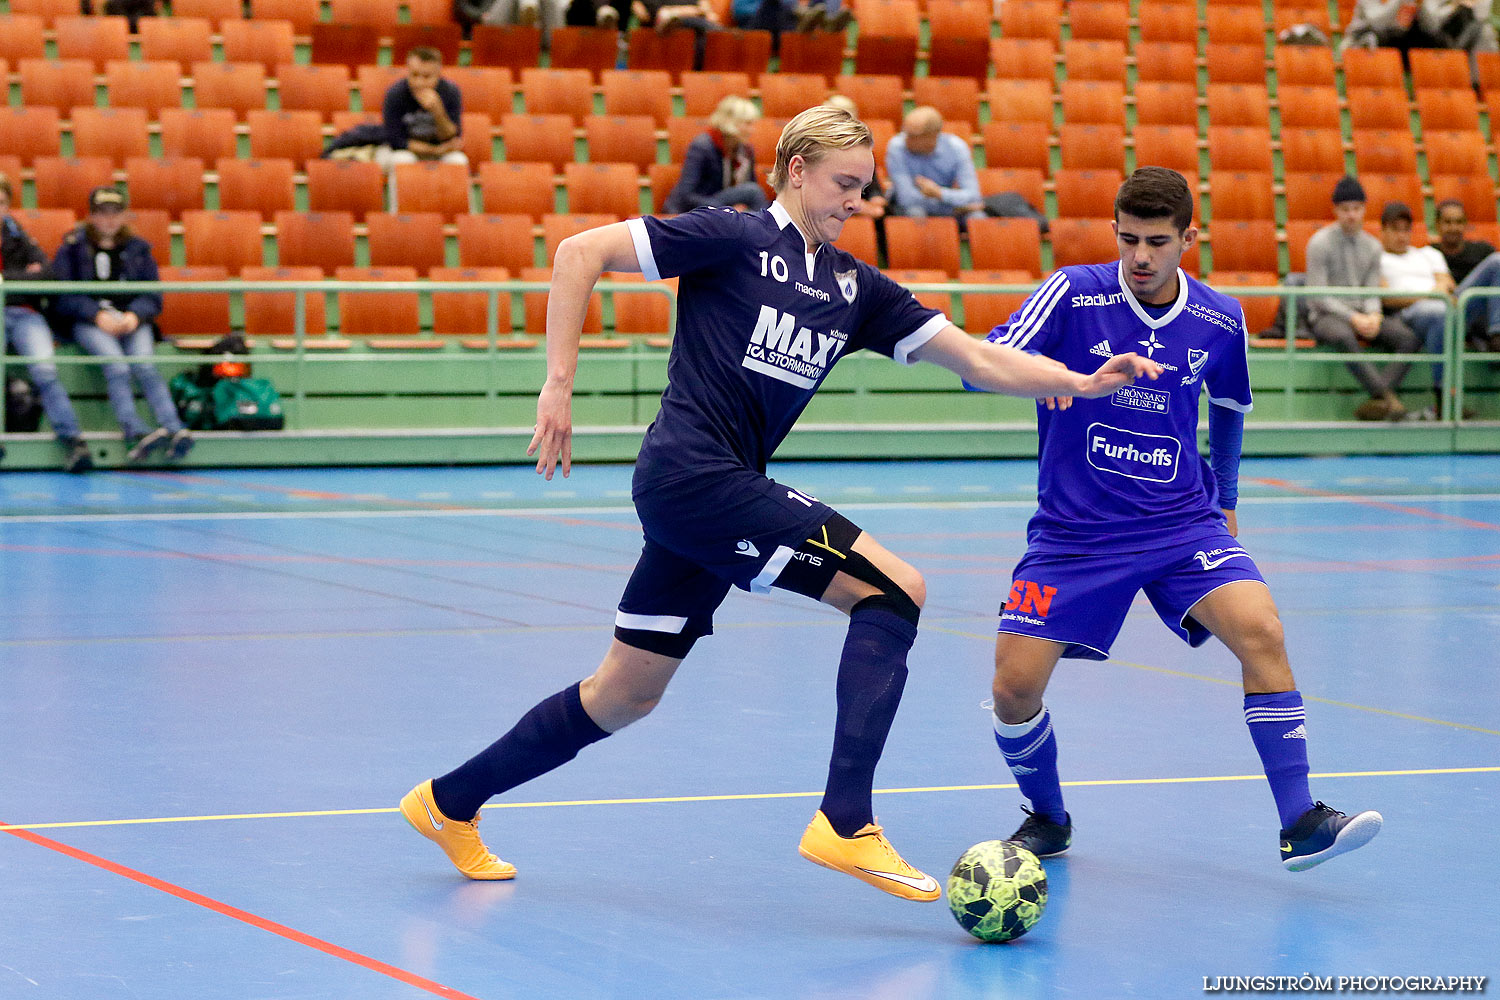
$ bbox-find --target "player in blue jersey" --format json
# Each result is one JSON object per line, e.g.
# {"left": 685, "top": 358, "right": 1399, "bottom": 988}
{"left": 400, "top": 107, "right": 1159, "bottom": 902}
{"left": 981, "top": 167, "right": 1383, "bottom": 872}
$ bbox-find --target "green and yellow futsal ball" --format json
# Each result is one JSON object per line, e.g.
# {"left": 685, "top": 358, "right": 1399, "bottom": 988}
{"left": 946, "top": 840, "right": 1048, "bottom": 942}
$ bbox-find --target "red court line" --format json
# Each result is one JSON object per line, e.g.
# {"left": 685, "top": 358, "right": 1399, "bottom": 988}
{"left": 1249, "top": 477, "right": 1500, "bottom": 532}
{"left": 1, "top": 822, "right": 480, "bottom": 1000}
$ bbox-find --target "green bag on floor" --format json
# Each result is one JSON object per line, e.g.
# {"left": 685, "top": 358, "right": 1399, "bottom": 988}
{"left": 168, "top": 372, "right": 212, "bottom": 430}
{"left": 210, "top": 377, "right": 285, "bottom": 431}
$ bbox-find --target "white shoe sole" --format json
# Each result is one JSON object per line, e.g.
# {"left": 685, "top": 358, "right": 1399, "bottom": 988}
{"left": 1284, "top": 810, "right": 1383, "bottom": 871}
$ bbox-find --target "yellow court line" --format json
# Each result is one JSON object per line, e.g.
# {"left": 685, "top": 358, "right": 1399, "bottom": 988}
{"left": 925, "top": 625, "right": 1500, "bottom": 737}
{"left": 3, "top": 766, "right": 1496, "bottom": 833}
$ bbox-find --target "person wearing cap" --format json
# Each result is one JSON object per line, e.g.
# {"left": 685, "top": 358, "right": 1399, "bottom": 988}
{"left": 1, "top": 172, "right": 93, "bottom": 472}
{"left": 52, "top": 187, "right": 193, "bottom": 462}
{"left": 1304, "top": 176, "right": 1420, "bottom": 421}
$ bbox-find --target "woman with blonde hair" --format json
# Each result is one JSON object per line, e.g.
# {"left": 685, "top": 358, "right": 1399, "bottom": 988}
{"left": 663, "top": 95, "right": 767, "bottom": 213}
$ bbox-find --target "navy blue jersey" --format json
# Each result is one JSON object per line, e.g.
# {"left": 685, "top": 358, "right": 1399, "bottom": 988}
{"left": 986, "top": 261, "right": 1253, "bottom": 551}
{"left": 626, "top": 203, "right": 948, "bottom": 483}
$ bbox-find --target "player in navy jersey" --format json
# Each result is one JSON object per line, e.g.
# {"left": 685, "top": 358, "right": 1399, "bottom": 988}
{"left": 399, "top": 107, "right": 1159, "bottom": 902}
{"left": 981, "top": 167, "right": 1382, "bottom": 872}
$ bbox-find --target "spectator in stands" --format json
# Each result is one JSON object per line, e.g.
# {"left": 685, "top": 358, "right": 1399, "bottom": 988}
{"left": 885, "top": 106, "right": 984, "bottom": 227}
{"left": 1434, "top": 198, "right": 1500, "bottom": 351}
{"left": 633, "top": 0, "right": 722, "bottom": 68}
{"left": 734, "top": 0, "right": 852, "bottom": 37}
{"left": 566, "top": 0, "right": 623, "bottom": 27}
{"left": 377, "top": 48, "right": 467, "bottom": 173}
{"left": 1378, "top": 201, "right": 1454, "bottom": 418}
{"left": 52, "top": 187, "right": 193, "bottom": 463}
{"left": 1343, "top": 0, "right": 1497, "bottom": 79}
{"left": 482, "top": 0, "right": 564, "bottom": 37}
{"left": 0, "top": 173, "right": 91, "bottom": 472}
{"left": 823, "top": 96, "right": 888, "bottom": 220}
{"left": 1304, "top": 176, "right": 1420, "bottom": 421}
{"left": 663, "top": 96, "right": 768, "bottom": 214}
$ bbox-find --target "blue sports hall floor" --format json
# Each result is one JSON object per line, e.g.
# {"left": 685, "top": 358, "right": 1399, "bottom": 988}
{"left": 2, "top": 455, "right": 1497, "bottom": 999}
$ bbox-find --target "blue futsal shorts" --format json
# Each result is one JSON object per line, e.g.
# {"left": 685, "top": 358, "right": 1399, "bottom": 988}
{"left": 996, "top": 530, "right": 1266, "bottom": 660}
{"left": 615, "top": 469, "right": 835, "bottom": 644}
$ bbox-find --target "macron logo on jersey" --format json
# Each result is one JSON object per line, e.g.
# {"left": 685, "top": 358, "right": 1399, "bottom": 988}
{"left": 744, "top": 305, "right": 847, "bottom": 389}
{"left": 1085, "top": 423, "right": 1182, "bottom": 483}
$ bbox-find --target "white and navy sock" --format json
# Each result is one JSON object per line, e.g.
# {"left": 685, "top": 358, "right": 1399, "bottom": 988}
{"left": 993, "top": 705, "right": 1066, "bottom": 825}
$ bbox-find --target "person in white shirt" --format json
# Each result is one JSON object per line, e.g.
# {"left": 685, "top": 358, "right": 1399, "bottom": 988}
{"left": 1378, "top": 201, "right": 1454, "bottom": 417}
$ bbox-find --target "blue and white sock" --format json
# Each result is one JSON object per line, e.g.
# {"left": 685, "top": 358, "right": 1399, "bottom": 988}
{"left": 993, "top": 705, "right": 1066, "bottom": 825}
{"left": 1244, "top": 690, "right": 1316, "bottom": 830}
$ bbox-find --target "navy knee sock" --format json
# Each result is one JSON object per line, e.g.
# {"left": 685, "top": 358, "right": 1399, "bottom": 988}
{"left": 818, "top": 605, "right": 917, "bottom": 837}
{"left": 1244, "top": 690, "right": 1316, "bottom": 830}
{"left": 431, "top": 681, "right": 609, "bottom": 823}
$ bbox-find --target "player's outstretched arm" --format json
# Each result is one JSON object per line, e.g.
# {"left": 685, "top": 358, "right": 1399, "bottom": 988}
{"left": 529, "top": 222, "right": 643, "bottom": 479}
{"left": 910, "top": 324, "right": 1161, "bottom": 399}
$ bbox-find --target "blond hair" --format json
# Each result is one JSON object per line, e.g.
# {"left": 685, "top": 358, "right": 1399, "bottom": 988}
{"left": 709, "top": 94, "right": 759, "bottom": 140}
{"left": 0, "top": 172, "right": 11, "bottom": 203}
{"left": 768, "top": 106, "right": 873, "bottom": 191}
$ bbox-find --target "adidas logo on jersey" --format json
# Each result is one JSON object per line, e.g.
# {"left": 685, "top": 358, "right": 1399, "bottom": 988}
{"left": 1089, "top": 340, "right": 1113, "bottom": 358}
{"left": 1282, "top": 724, "right": 1307, "bottom": 740}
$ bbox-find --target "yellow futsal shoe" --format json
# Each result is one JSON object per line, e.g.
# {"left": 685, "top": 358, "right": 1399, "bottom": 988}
{"left": 399, "top": 779, "right": 517, "bottom": 880}
{"left": 798, "top": 810, "right": 941, "bottom": 901}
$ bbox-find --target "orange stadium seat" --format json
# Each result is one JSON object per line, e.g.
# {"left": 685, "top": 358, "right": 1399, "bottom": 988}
{"left": 1132, "top": 125, "right": 1199, "bottom": 175}
{"left": 1134, "top": 42, "right": 1197, "bottom": 84}
{"left": 125, "top": 157, "right": 206, "bottom": 219}
{"left": 275, "top": 211, "right": 357, "bottom": 272}
{"left": 1208, "top": 125, "right": 1273, "bottom": 172}
{"left": 1280, "top": 128, "right": 1346, "bottom": 175}
{"left": 393, "top": 162, "right": 472, "bottom": 219}
{"left": 746, "top": 117, "right": 788, "bottom": 177}
{"left": 1360, "top": 173, "right": 1423, "bottom": 213}
{"left": 0, "top": 107, "right": 62, "bottom": 164}
{"left": 666, "top": 117, "right": 709, "bottom": 162}
{"left": 32, "top": 157, "right": 114, "bottom": 212}
{"left": 241, "top": 266, "right": 330, "bottom": 338}
{"left": 1474, "top": 51, "right": 1500, "bottom": 93}
{"left": 502, "top": 114, "right": 578, "bottom": 171}
{"left": 173, "top": 0, "right": 243, "bottom": 26}
{"left": 1216, "top": 271, "right": 1280, "bottom": 333}
{"left": 1204, "top": 44, "right": 1267, "bottom": 85}
{"left": 367, "top": 213, "right": 447, "bottom": 274}
{"left": 1068, "top": 1, "right": 1130, "bottom": 43}
{"left": 682, "top": 72, "right": 753, "bottom": 118}
{"left": 1283, "top": 171, "right": 1344, "bottom": 220}
{"left": 461, "top": 112, "right": 496, "bottom": 166}
{"left": 1205, "top": 220, "right": 1278, "bottom": 273}
{"left": 986, "top": 38, "right": 1057, "bottom": 82}
{"left": 456, "top": 213, "right": 538, "bottom": 271}
{"left": 182, "top": 209, "right": 265, "bottom": 273}
{"left": 1425, "top": 131, "right": 1491, "bottom": 177}
{"left": 853, "top": 0, "right": 921, "bottom": 83}
{"left": 1060, "top": 80, "right": 1126, "bottom": 127}
{"left": 309, "top": 24, "right": 381, "bottom": 70}
{"left": 72, "top": 108, "right": 151, "bottom": 166}
{"left": 968, "top": 217, "right": 1043, "bottom": 276}
{"left": 1206, "top": 83, "right": 1270, "bottom": 128}
{"left": 1205, "top": 6, "right": 1265, "bottom": 45}
{"left": 428, "top": 267, "right": 514, "bottom": 339}
{"left": 980, "top": 121, "right": 1050, "bottom": 173}
{"left": 1000, "top": 0, "right": 1061, "bottom": 43}
{"left": 838, "top": 216, "right": 879, "bottom": 266}
{"left": 1134, "top": 82, "right": 1201, "bottom": 129}
{"left": 522, "top": 267, "right": 605, "bottom": 335}
{"left": 275, "top": 64, "right": 352, "bottom": 119}
{"left": 246, "top": 109, "right": 326, "bottom": 165}
{"left": 911, "top": 76, "right": 981, "bottom": 129}
{"left": 6, "top": 0, "right": 77, "bottom": 23}
{"left": 1343, "top": 47, "right": 1404, "bottom": 89}
{"left": 251, "top": 0, "right": 320, "bottom": 33}
{"left": 884, "top": 216, "right": 962, "bottom": 276}
{"left": 1431, "top": 175, "right": 1499, "bottom": 222}
{"left": 648, "top": 163, "right": 682, "bottom": 213}
{"left": 699, "top": 30, "right": 772, "bottom": 81}
{"left": 1050, "top": 217, "right": 1117, "bottom": 267}
{"left": 391, "top": 24, "right": 463, "bottom": 65}
{"left": 1274, "top": 45, "right": 1336, "bottom": 87}
{"left": 834, "top": 74, "right": 903, "bottom": 123}
{"left": 155, "top": 266, "right": 232, "bottom": 341}
{"left": 1054, "top": 168, "right": 1123, "bottom": 217}
{"left": 1208, "top": 170, "right": 1275, "bottom": 221}
{"left": 479, "top": 162, "right": 556, "bottom": 220}
{"left": 1064, "top": 39, "right": 1126, "bottom": 84}
{"left": 1352, "top": 129, "right": 1418, "bottom": 174}
{"left": 470, "top": 24, "right": 544, "bottom": 72}
{"left": 19, "top": 59, "right": 96, "bottom": 115}
{"left": 54, "top": 15, "right": 129, "bottom": 70}
{"left": 138, "top": 18, "right": 214, "bottom": 72}
{"left": 1276, "top": 86, "right": 1342, "bottom": 130}
{"left": 761, "top": 73, "right": 829, "bottom": 119}
{"left": 609, "top": 272, "right": 677, "bottom": 338}
{"left": 777, "top": 32, "right": 843, "bottom": 83}
{"left": 327, "top": 0, "right": 398, "bottom": 29}
{"left": 976, "top": 168, "right": 1045, "bottom": 211}
{"left": 336, "top": 267, "right": 422, "bottom": 337}
{"left": 1347, "top": 87, "right": 1411, "bottom": 131}
{"left": 925, "top": 0, "right": 991, "bottom": 83}
{"left": 886, "top": 269, "right": 955, "bottom": 314}
{"left": 984, "top": 80, "right": 1053, "bottom": 126}
{"left": 357, "top": 65, "right": 407, "bottom": 112}
{"left": 624, "top": 27, "right": 696, "bottom": 81}
{"left": 550, "top": 27, "right": 619, "bottom": 81}
{"left": 544, "top": 214, "right": 620, "bottom": 264}
{"left": 521, "top": 68, "right": 594, "bottom": 122}
{"left": 11, "top": 209, "right": 77, "bottom": 257}
{"left": 0, "top": 14, "right": 47, "bottom": 64}
{"left": 583, "top": 115, "right": 658, "bottom": 172}
{"left": 1059, "top": 123, "right": 1126, "bottom": 171}
{"left": 445, "top": 67, "right": 514, "bottom": 118}
{"left": 215, "top": 158, "right": 297, "bottom": 219}
{"left": 159, "top": 108, "right": 238, "bottom": 164}
{"left": 1415, "top": 88, "right": 1481, "bottom": 132}
{"left": 305, "top": 160, "right": 385, "bottom": 221}
{"left": 564, "top": 163, "right": 642, "bottom": 218}
{"left": 191, "top": 61, "right": 268, "bottom": 119}
{"left": 601, "top": 70, "right": 673, "bottom": 126}
{"left": 1272, "top": 5, "right": 1333, "bottom": 37}
{"left": 1137, "top": 3, "right": 1196, "bottom": 43}
{"left": 959, "top": 270, "right": 1035, "bottom": 334}
{"left": 125, "top": 210, "right": 173, "bottom": 267}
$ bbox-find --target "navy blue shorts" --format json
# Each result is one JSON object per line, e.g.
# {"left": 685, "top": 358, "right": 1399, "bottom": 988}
{"left": 996, "top": 530, "right": 1266, "bottom": 660}
{"left": 615, "top": 470, "right": 834, "bottom": 642}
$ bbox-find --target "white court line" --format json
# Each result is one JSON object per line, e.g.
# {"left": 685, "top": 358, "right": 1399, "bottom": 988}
{"left": 3, "top": 493, "right": 1500, "bottom": 525}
